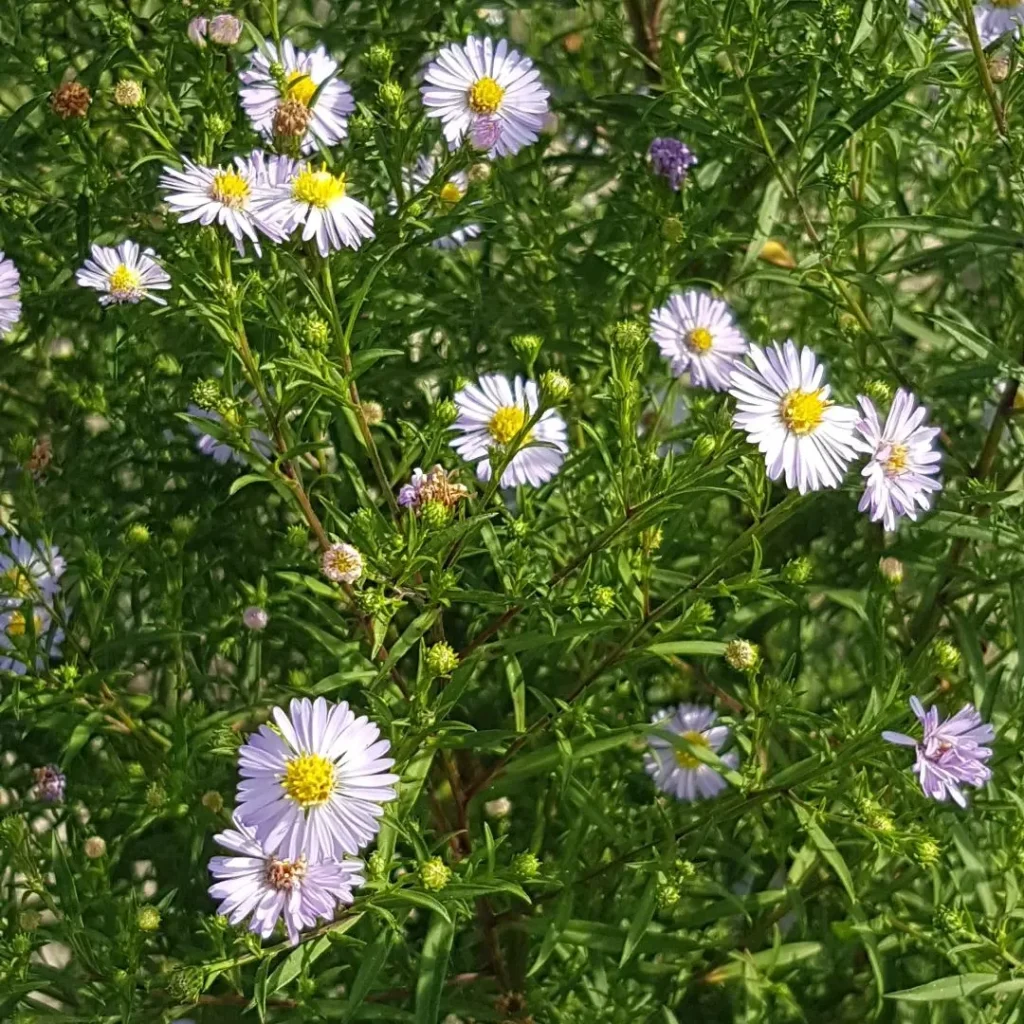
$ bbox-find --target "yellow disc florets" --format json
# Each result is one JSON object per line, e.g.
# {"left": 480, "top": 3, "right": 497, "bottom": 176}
{"left": 686, "top": 326, "right": 713, "bottom": 353}
{"left": 488, "top": 405, "right": 527, "bottom": 444}
{"left": 675, "top": 730, "right": 710, "bottom": 769}
{"left": 884, "top": 443, "right": 909, "bottom": 475}
{"left": 780, "top": 389, "right": 827, "bottom": 435}
{"left": 109, "top": 264, "right": 142, "bottom": 300}
{"left": 286, "top": 70, "right": 317, "bottom": 107}
{"left": 292, "top": 167, "right": 347, "bottom": 208}
{"left": 266, "top": 855, "right": 308, "bottom": 890}
{"left": 467, "top": 76, "right": 505, "bottom": 115}
{"left": 440, "top": 181, "right": 464, "bottom": 205}
{"left": 209, "top": 170, "right": 250, "bottom": 209}
{"left": 282, "top": 753, "right": 335, "bottom": 808}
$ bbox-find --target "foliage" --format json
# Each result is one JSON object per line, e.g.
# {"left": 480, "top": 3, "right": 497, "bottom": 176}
{"left": 2, "top": 0, "right": 1024, "bottom": 1021}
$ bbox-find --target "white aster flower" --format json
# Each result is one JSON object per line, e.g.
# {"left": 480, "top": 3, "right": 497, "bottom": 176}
{"left": 75, "top": 241, "right": 171, "bottom": 306}
{"left": 403, "top": 154, "right": 483, "bottom": 249}
{"left": 650, "top": 290, "right": 748, "bottom": 392}
{"left": 645, "top": 704, "right": 739, "bottom": 802}
{"left": 208, "top": 814, "right": 364, "bottom": 945}
{"left": 234, "top": 697, "right": 399, "bottom": 861}
{"left": 0, "top": 252, "right": 22, "bottom": 337}
{"left": 239, "top": 39, "right": 354, "bottom": 154}
{"left": 0, "top": 530, "right": 65, "bottom": 607}
{"left": 159, "top": 152, "right": 284, "bottom": 256}
{"left": 729, "top": 341, "right": 859, "bottom": 494}
{"left": 451, "top": 373, "right": 568, "bottom": 488}
{"left": 420, "top": 35, "right": 550, "bottom": 158}
{"left": 854, "top": 389, "right": 943, "bottom": 531}
{"left": 252, "top": 161, "right": 375, "bottom": 257}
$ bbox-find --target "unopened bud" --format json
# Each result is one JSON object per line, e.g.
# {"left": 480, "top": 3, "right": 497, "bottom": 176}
{"left": 426, "top": 641, "right": 459, "bottom": 676}
{"left": 781, "top": 556, "right": 812, "bottom": 584}
{"left": 933, "top": 638, "right": 961, "bottom": 672}
{"left": 420, "top": 857, "right": 452, "bottom": 891}
{"left": 610, "top": 319, "right": 647, "bottom": 355}
{"left": 84, "top": 836, "right": 107, "bottom": 859}
{"left": 724, "top": 639, "right": 759, "bottom": 672}
{"left": 511, "top": 852, "right": 540, "bottom": 878}
{"left": 540, "top": 369, "right": 572, "bottom": 403}
{"left": 365, "top": 42, "right": 394, "bottom": 78}
{"left": 878, "top": 556, "right": 904, "bottom": 586}
{"left": 510, "top": 333, "right": 543, "bottom": 367}
{"left": 136, "top": 906, "right": 161, "bottom": 932}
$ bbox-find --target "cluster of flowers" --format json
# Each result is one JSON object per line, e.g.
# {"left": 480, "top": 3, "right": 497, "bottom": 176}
{"left": 651, "top": 292, "right": 943, "bottom": 529}
{"left": 0, "top": 531, "right": 66, "bottom": 676}
{"left": 648, "top": 695, "right": 995, "bottom": 809}
{"left": 209, "top": 697, "right": 398, "bottom": 944}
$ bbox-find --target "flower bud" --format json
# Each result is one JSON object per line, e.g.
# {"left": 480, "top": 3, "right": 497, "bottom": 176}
{"left": 297, "top": 312, "right": 331, "bottom": 350}
{"left": 467, "top": 162, "right": 491, "bottom": 184}
{"left": 512, "top": 852, "right": 540, "bottom": 878}
{"left": 781, "top": 556, "right": 813, "bottom": 584}
{"left": 201, "top": 790, "right": 224, "bottom": 813}
{"left": 540, "top": 369, "right": 572, "bottom": 404}
{"left": 692, "top": 434, "right": 716, "bottom": 460}
{"left": 170, "top": 516, "right": 196, "bottom": 542}
{"left": 484, "top": 797, "right": 512, "bottom": 819}
{"left": 113, "top": 80, "right": 144, "bottom": 109}
{"left": 610, "top": 318, "right": 647, "bottom": 355}
{"left": 988, "top": 55, "right": 1010, "bottom": 83}
{"left": 361, "top": 401, "right": 384, "bottom": 426}
{"left": 205, "top": 112, "right": 232, "bottom": 141}
{"left": 510, "top": 333, "right": 543, "bottom": 367}
{"left": 419, "top": 856, "right": 452, "bottom": 891}
{"left": 724, "top": 639, "right": 759, "bottom": 672}
{"left": 190, "top": 378, "right": 221, "bottom": 411}
{"left": 84, "top": 836, "right": 107, "bottom": 859}
{"left": 912, "top": 834, "right": 941, "bottom": 868}
{"left": 18, "top": 909, "right": 42, "bottom": 931}
{"left": 187, "top": 16, "right": 208, "bottom": 47}
{"left": 656, "top": 883, "right": 681, "bottom": 909}
{"left": 426, "top": 641, "right": 459, "bottom": 676}
{"left": 365, "top": 42, "right": 394, "bottom": 78}
{"left": 168, "top": 966, "right": 205, "bottom": 1004}
{"left": 124, "top": 523, "right": 150, "bottom": 548}
{"left": 242, "top": 606, "right": 269, "bottom": 631}
{"left": 662, "top": 216, "right": 685, "bottom": 243}
{"left": 933, "top": 638, "right": 961, "bottom": 672}
{"left": 136, "top": 906, "right": 161, "bottom": 932}
{"left": 863, "top": 379, "right": 893, "bottom": 404}
{"left": 285, "top": 524, "right": 308, "bottom": 549}
{"left": 50, "top": 81, "right": 91, "bottom": 120}
{"left": 378, "top": 80, "right": 405, "bottom": 111}
{"left": 590, "top": 585, "right": 615, "bottom": 612}
{"left": 433, "top": 399, "right": 458, "bottom": 427}
{"left": 208, "top": 14, "right": 242, "bottom": 46}
{"left": 878, "top": 556, "right": 903, "bottom": 586}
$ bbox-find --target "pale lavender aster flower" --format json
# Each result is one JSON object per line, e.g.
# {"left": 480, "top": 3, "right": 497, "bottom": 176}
{"left": 243, "top": 606, "right": 269, "bottom": 631}
{"left": 911, "top": 0, "right": 1024, "bottom": 47}
{"left": 239, "top": 39, "right": 354, "bottom": 154}
{"left": 321, "top": 543, "right": 363, "bottom": 584}
{"left": 645, "top": 704, "right": 738, "bottom": 802}
{"left": 451, "top": 374, "right": 568, "bottom": 488}
{"left": 208, "top": 814, "right": 364, "bottom": 945}
{"left": 234, "top": 697, "right": 399, "bottom": 860}
{"left": 854, "top": 389, "right": 942, "bottom": 531}
{"left": 1, "top": 608, "right": 65, "bottom": 676}
{"left": 186, "top": 398, "right": 272, "bottom": 465}
{"left": 75, "top": 241, "right": 171, "bottom": 306}
{"left": 0, "top": 530, "right": 65, "bottom": 606}
{"left": 650, "top": 290, "right": 748, "bottom": 391}
{"left": 883, "top": 698, "right": 994, "bottom": 807}
{"left": 729, "top": 341, "right": 859, "bottom": 494}
{"left": 208, "top": 14, "right": 242, "bottom": 46}
{"left": 648, "top": 137, "right": 697, "bottom": 190}
{"left": 33, "top": 764, "right": 66, "bottom": 803}
{"left": 0, "top": 252, "right": 22, "bottom": 338}
{"left": 420, "top": 36, "right": 550, "bottom": 158}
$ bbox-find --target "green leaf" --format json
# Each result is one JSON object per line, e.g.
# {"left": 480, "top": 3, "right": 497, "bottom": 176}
{"left": 850, "top": 0, "right": 875, "bottom": 51}
{"left": 742, "top": 178, "right": 783, "bottom": 269}
{"left": 646, "top": 640, "right": 728, "bottom": 657}
{"left": 414, "top": 912, "right": 454, "bottom": 1024}
{"left": 266, "top": 935, "right": 331, "bottom": 997}
{"left": 229, "top": 473, "right": 271, "bottom": 496}
{"left": 886, "top": 974, "right": 1000, "bottom": 1002}
{"left": 794, "top": 804, "right": 855, "bottom": 901}
{"left": 371, "top": 608, "right": 439, "bottom": 688}
{"left": 705, "top": 942, "right": 823, "bottom": 982}
{"left": 0, "top": 93, "right": 46, "bottom": 154}
{"left": 505, "top": 654, "right": 526, "bottom": 732}
{"left": 620, "top": 874, "right": 659, "bottom": 967}
{"left": 342, "top": 929, "right": 393, "bottom": 1021}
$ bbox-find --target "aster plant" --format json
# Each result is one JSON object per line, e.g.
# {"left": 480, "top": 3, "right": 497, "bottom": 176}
{"left": 4, "top": 0, "right": 1024, "bottom": 1021}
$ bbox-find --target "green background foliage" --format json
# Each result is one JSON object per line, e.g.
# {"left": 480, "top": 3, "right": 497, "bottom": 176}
{"left": 2, "top": 0, "right": 1024, "bottom": 1020}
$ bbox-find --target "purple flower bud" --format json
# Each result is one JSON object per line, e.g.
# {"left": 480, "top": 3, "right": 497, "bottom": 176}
{"left": 187, "top": 16, "right": 209, "bottom": 47}
{"left": 648, "top": 137, "right": 698, "bottom": 191}
{"left": 242, "top": 606, "right": 269, "bottom": 631}
{"left": 208, "top": 14, "right": 242, "bottom": 46}
{"left": 33, "top": 764, "right": 66, "bottom": 804}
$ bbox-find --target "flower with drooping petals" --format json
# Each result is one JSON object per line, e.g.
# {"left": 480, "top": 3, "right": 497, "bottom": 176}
{"left": 420, "top": 36, "right": 550, "bottom": 158}
{"left": 252, "top": 160, "right": 374, "bottom": 257}
{"left": 451, "top": 374, "right": 568, "bottom": 488}
{"left": 187, "top": 16, "right": 208, "bottom": 46}
{"left": 239, "top": 39, "right": 354, "bottom": 154}
{"left": 854, "top": 389, "right": 943, "bottom": 531}
{"left": 208, "top": 14, "right": 242, "bottom": 46}
{"left": 0, "top": 531, "right": 65, "bottom": 607}
{"left": 234, "top": 697, "right": 399, "bottom": 860}
{"left": 186, "top": 396, "right": 273, "bottom": 465}
{"left": 159, "top": 153, "right": 285, "bottom": 257}
{"left": 75, "top": 241, "right": 171, "bottom": 306}
{"left": 729, "top": 341, "right": 859, "bottom": 494}
{"left": 400, "top": 154, "right": 482, "bottom": 249}
{"left": 208, "top": 814, "right": 364, "bottom": 945}
{"left": 883, "top": 698, "right": 994, "bottom": 807}
{"left": 0, "top": 252, "right": 22, "bottom": 338}
{"left": 650, "top": 291, "right": 748, "bottom": 392}
{"left": 398, "top": 465, "right": 469, "bottom": 512}
{"left": 648, "top": 137, "right": 697, "bottom": 190}
{"left": 645, "top": 704, "right": 738, "bottom": 802}
{"left": 321, "top": 543, "right": 363, "bottom": 584}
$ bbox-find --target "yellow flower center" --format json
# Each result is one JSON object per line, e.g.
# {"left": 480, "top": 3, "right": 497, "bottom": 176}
{"left": 6, "top": 611, "right": 26, "bottom": 637}
{"left": 286, "top": 70, "right": 318, "bottom": 107}
{"left": 108, "top": 264, "right": 142, "bottom": 299}
{"left": 210, "top": 169, "right": 250, "bottom": 209}
{"left": 282, "top": 753, "right": 335, "bottom": 808}
{"left": 675, "top": 730, "right": 710, "bottom": 770}
{"left": 440, "top": 181, "right": 464, "bottom": 205}
{"left": 884, "top": 443, "right": 909, "bottom": 475}
{"left": 3, "top": 567, "right": 32, "bottom": 599}
{"left": 467, "top": 76, "right": 505, "bottom": 115}
{"left": 266, "top": 855, "right": 308, "bottom": 891}
{"left": 292, "top": 167, "right": 346, "bottom": 208}
{"left": 488, "top": 405, "right": 528, "bottom": 444}
{"left": 686, "top": 327, "right": 713, "bottom": 353}
{"left": 780, "top": 389, "right": 828, "bottom": 435}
